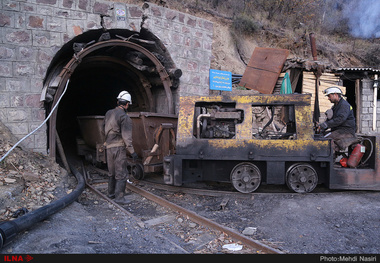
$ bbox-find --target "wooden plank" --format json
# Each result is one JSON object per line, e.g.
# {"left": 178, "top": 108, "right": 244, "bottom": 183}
{"left": 220, "top": 197, "right": 229, "bottom": 210}
{"left": 302, "top": 72, "right": 345, "bottom": 116}
{"left": 239, "top": 47, "right": 289, "bottom": 94}
{"left": 143, "top": 214, "right": 177, "bottom": 227}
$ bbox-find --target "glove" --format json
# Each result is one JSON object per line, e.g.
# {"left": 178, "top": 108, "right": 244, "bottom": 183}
{"left": 131, "top": 152, "right": 138, "bottom": 161}
{"left": 319, "top": 122, "right": 328, "bottom": 131}
{"left": 325, "top": 109, "right": 333, "bottom": 120}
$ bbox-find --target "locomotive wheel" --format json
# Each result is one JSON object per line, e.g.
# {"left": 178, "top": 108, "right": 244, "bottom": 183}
{"left": 286, "top": 163, "right": 318, "bottom": 193}
{"left": 130, "top": 163, "right": 144, "bottom": 180}
{"left": 230, "top": 162, "right": 261, "bottom": 193}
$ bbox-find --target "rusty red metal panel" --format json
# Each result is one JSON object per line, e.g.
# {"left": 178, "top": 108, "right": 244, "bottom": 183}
{"left": 239, "top": 47, "right": 289, "bottom": 94}
{"left": 77, "top": 116, "right": 105, "bottom": 149}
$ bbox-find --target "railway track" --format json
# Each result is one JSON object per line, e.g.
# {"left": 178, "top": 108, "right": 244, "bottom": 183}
{"left": 82, "top": 163, "right": 283, "bottom": 254}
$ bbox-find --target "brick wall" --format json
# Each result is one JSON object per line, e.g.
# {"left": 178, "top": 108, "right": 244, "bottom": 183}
{"left": 0, "top": 0, "right": 213, "bottom": 154}
{"left": 361, "top": 79, "right": 380, "bottom": 134}
{"left": 137, "top": 2, "right": 213, "bottom": 113}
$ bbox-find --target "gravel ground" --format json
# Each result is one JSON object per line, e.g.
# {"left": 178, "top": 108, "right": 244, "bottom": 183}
{"left": 1, "top": 187, "right": 255, "bottom": 254}
{"left": 3, "top": 176, "right": 380, "bottom": 254}
{"left": 148, "top": 184, "right": 380, "bottom": 254}
{"left": 1, "top": 192, "right": 187, "bottom": 254}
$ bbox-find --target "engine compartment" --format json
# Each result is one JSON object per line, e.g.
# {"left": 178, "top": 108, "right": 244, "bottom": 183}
{"left": 193, "top": 102, "right": 297, "bottom": 140}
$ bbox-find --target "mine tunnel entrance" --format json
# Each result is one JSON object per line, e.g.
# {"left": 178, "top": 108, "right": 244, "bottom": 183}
{"left": 42, "top": 28, "right": 181, "bottom": 158}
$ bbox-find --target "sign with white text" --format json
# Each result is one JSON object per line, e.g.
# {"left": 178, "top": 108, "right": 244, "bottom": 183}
{"left": 209, "top": 69, "right": 232, "bottom": 91}
{"left": 115, "top": 6, "right": 126, "bottom": 21}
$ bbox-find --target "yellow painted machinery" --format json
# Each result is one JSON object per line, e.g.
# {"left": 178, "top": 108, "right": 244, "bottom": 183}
{"left": 163, "top": 94, "right": 380, "bottom": 193}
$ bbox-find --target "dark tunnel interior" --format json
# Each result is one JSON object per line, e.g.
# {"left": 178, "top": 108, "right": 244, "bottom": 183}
{"left": 45, "top": 28, "right": 178, "bottom": 154}
{"left": 56, "top": 58, "right": 141, "bottom": 149}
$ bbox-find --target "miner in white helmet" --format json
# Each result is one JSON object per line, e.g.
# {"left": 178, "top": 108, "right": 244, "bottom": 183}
{"left": 102, "top": 91, "right": 138, "bottom": 204}
{"left": 318, "top": 86, "right": 356, "bottom": 153}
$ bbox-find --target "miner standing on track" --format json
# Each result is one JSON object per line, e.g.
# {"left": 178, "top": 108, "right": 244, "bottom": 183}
{"left": 102, "top": 91, "right": 138, "bottom": 204}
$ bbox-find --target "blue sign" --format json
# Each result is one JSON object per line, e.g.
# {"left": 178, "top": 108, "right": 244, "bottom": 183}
{"left": 209, "top": 69, "right": 232, "bottom": 91}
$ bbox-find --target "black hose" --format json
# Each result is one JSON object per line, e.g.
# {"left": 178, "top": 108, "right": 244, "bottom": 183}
{"left": 0, "top": 163, "right": 85, "bottom": 249}
{"left": 359, "top": 137, "right": 374, "bottom": 166}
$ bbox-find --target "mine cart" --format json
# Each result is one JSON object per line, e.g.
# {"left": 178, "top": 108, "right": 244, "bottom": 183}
{"left": 77, "top": 112, "right": 177, "bottom": 178}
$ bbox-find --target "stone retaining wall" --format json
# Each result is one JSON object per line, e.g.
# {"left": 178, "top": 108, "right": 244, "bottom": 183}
{"left": 0, "top": 0, "right": 213, "bottom": 153}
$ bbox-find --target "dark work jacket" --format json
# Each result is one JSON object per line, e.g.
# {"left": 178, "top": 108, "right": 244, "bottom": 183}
{"left": 325, "top": 98, "right": 356, "bottom": 135}
{"left": 102, "top": 106, "right": 135, "bottom": 154}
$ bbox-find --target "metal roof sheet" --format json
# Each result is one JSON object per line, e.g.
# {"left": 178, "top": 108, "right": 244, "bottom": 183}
{"left": 337, "top": 67, "right": 380, "bottom": 73}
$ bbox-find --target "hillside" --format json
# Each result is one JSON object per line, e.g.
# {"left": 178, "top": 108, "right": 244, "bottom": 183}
{"left": 126, "top": 0, "right": 380, "bottom": 75}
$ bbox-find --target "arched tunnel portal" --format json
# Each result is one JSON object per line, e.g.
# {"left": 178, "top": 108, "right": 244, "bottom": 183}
{"left": 42, "top": 28, "right": 181, "bottom": 158}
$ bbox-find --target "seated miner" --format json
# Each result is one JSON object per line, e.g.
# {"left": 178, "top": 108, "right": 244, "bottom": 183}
{"left": 102, "top": 91, "right": 139, "bottom": 204}
{"left": 318, "top": 86, "right": 357, "bottom": 155}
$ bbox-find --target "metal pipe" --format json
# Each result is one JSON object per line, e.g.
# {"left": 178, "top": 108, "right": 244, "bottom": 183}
{"left": 309, "top": 33, "right": 318, "bottom": 61}
{"left": 373, "top": 74, "right": 378, "bottom": 131}
{"left": 196, "top": 114, "right": 211, "bottom": 138}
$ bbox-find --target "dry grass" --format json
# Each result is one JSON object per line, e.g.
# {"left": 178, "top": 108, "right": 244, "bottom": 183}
{"left": 115, "top": 0, "right": 378, "bottom": 68}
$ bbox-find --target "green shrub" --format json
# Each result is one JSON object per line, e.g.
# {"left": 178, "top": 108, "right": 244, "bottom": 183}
{"left": 363, "top": 44, "right": 380, "bottom": 67}
{"left": 232, "top": 14, "right": 262, "bottom": 36}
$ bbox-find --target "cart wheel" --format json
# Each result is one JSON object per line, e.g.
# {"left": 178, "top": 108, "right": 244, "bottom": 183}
{"left": 230, "top": 162, "right": 261, "bottom": 193}
{"left": 286, "top": 163, "right": 318, "bottom": 193}
{"left": 131, "top": 163, "right": 144, "bottom": 180}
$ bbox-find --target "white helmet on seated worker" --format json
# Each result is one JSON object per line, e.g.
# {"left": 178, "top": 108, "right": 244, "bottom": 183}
{"left": 117, "top": 91, "right": 132, "bottom": 104}
{"left": 323, "top": 86, "right": 343, "bottom": 96}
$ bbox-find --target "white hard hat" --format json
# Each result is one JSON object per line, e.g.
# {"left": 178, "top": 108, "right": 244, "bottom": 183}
{"left": 323, "top": 86, "right": 342, "bottom": 96}
{"left": 117, "top": 91, "right": 132, "bottom": 104}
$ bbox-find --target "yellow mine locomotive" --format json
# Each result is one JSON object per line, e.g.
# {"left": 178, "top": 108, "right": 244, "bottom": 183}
{"left": 163, "top": 94, "right": 380, "bottom": 193}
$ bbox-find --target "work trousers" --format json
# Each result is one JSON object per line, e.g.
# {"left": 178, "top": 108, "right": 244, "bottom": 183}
{"left": 106, "top": 146, "right": 129, "bottom": 180}
{"left": 327, "top": 129, "right": 356, "bottom": 153}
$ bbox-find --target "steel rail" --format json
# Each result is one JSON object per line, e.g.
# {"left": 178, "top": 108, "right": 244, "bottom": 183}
{"left": 87, "top": 164, "right": 333, "bottom": 198}
{"left": 137, "top": 180, "right": 256, "bottom": 199}
{"left": 83, "top": 173, "right": 190, "bottom": 253}
{"left": 88, "top": 167, "right": 283, "bottom": 254}
{"left": 85, "top": 182, "right": 143, "bottom": 224}
{"left": 85, "top": 165, "right": 282, "bottom": 253}
{"left": 124, "top": 182, "right": 283, "bottom": 254}
{"left": 87, "top": 165, "right": 280, "bottom": 198}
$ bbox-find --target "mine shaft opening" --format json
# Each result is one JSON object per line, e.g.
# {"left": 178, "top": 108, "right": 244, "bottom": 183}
{"left": 57, "top": 58, "right": 146, "bottom": 151}
{"left": 43, "top": 28, "right": 180, "bottom": 158}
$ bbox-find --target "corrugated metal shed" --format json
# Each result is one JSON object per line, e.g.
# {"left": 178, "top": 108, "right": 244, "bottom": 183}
{"left": 337, "top": 67, "right": 380, "bottom": 73}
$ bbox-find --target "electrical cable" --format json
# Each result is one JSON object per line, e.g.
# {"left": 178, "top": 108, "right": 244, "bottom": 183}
{"left": 359, "top": 137, "right": 374, "bottom": 166}
{"left": 0, "top": 79, "right": 70, "bottom": 163}
{"left": 0, "top": 78, "right": 87, "bottom": 249}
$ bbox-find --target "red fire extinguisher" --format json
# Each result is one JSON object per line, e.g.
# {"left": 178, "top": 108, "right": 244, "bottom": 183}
{"left": 347, "top": 144, "right": 366, "bottom": 168}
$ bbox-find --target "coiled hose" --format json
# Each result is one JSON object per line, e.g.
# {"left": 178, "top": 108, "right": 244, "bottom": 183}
{"left": 0, "top": 163, "right": 85, "bottom": 249}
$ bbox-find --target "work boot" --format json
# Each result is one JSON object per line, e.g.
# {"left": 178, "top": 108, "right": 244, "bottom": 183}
{"left": 107, "top": 177, "right": 116, "bottom": 199}
{"left": 114, "top": 179, "right": 134, "bottom": 204}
